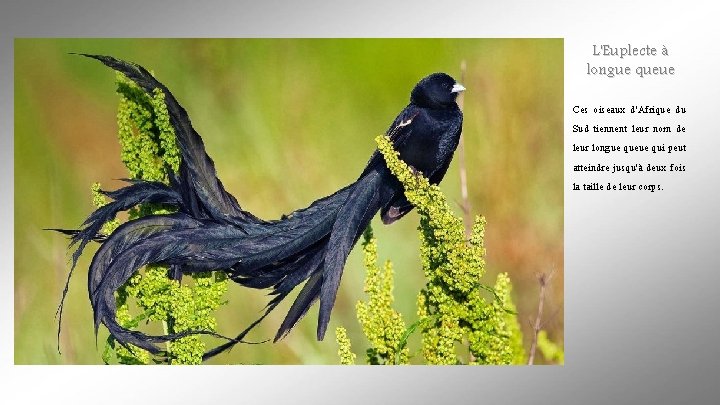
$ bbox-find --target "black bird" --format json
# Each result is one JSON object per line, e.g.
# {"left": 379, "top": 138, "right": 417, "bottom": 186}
{"left": 57, "top": 54, "right": 465, "bottom": 358}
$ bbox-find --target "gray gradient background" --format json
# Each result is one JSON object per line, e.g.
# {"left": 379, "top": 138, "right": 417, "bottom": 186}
{"left": 3, "top": 0, "right": 720, "bottom": 404}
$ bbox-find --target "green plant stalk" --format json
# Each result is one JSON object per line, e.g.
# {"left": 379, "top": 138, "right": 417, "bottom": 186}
{"left": 335, "top": 327, "right": 356, "bottom": 365}
{"left": 355, "top": 225, "right": 410, "bottom": 365}
{"left": 375, "top": 134, "right": 525, "bottom": 365}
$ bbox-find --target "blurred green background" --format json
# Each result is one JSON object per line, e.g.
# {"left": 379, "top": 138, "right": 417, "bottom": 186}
{"left": 14, "top": 38, "right": 563, "bottom": 364}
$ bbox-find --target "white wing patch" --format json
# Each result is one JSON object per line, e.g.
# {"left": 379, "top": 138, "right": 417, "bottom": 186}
{"left": 398, "top": 117, "right": 413, "bottom": 128}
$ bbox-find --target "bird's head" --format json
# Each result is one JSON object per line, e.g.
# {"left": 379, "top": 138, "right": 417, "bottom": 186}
{"left": 410, "top": 72, "right": 465, "bottom": 109}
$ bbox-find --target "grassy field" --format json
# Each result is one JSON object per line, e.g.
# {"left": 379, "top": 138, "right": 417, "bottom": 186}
{"left": 14, "top": 38, "right": 563, "bottom": 364}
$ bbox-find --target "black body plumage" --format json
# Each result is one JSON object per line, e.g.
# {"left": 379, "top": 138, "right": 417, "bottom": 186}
{"left": 57, "top": 54, "right": 464, "bottom": 358}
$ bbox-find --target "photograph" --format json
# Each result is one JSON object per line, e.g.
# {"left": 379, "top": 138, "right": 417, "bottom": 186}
{"left": 14, "top": 38, "right": 563, "bottom": 365}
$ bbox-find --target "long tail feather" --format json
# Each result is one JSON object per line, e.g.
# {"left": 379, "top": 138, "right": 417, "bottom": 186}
{"left": 318, "top": 171, "right": 385, "bottom": 339}
{"left": 275, "top": 271, "right": 323, "bottom": 342}
{"left": 53, "top": 179, "right": 183, "bottom": 352}
{"left": 70, "top": 180, "right": 182, "bottom": 265}
{"left": 76, "top": 53, "right": 257, "bottom": 227}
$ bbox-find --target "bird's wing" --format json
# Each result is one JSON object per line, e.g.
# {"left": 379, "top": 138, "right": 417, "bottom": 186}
{"left": 380, "top": 110, "right": 462, "bottom": 224}
{"left": 78, "top": 54, "right": 259, "bottom": 227}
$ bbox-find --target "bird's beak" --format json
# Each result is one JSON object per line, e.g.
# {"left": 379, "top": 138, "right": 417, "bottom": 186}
{"left": 451, "top": 83, "right": 466, "bottom": 93}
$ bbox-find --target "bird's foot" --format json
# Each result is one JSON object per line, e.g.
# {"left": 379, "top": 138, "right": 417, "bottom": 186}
{"left": 409, "top": 165, "right": 424, "bottom": 181}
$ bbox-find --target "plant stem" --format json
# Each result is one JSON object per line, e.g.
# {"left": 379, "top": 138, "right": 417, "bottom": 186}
{"left": 528, "top": 272, "right": 550, "bottom": 365}
{"left": 457, "top": 60, "right": 472, "bottom": 239}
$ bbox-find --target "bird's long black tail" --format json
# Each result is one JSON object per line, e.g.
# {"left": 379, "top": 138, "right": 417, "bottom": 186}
{"left": 56, "top": 54, "right": 394, "bottom": 359}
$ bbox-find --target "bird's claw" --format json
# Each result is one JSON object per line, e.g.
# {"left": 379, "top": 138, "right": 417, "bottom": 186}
{"left": 409, "top": 165, "right": 422, "bottom": 178}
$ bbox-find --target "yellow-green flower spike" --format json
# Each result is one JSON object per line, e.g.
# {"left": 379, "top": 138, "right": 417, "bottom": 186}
{"left": 375, "top": 135, "right": 525, "bottom": 365}
{"left": 355, "top": 226, "right": 409, "bottom": 365}
{"left": 335, "top": 327, "right": 356, "bottom": 365}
